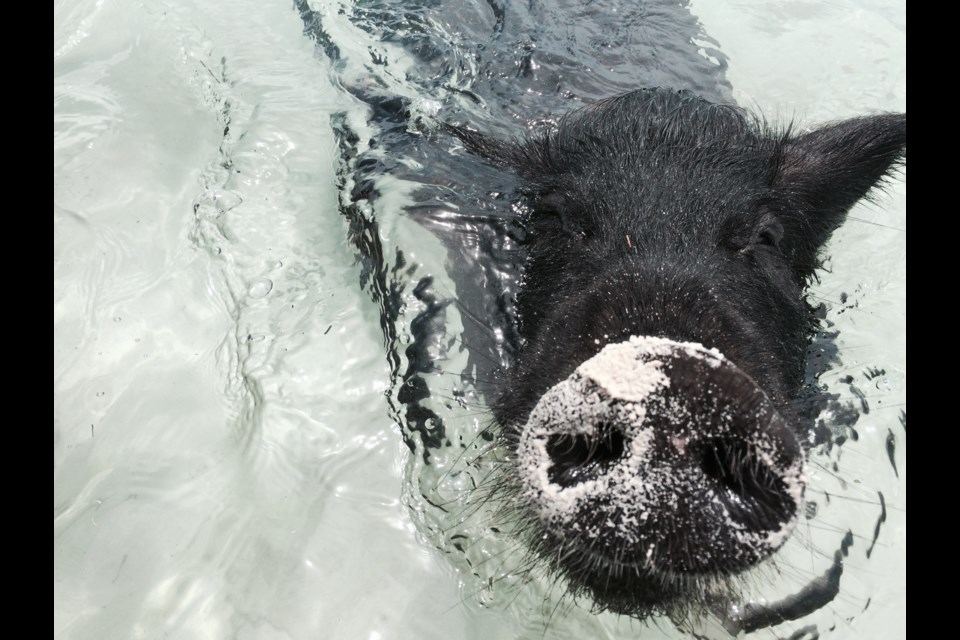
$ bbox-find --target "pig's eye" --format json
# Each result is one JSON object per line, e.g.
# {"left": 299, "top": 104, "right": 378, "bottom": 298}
{"left": 757, "top": 229, "right": 778, "bottom": 247}
{"left": 755, "top": 218, "right": 784, "bottom": 248}
{"left": 531, "top": 193, "right": 587, "bottom": 239}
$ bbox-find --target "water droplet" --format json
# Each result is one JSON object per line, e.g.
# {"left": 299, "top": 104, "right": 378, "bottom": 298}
{"left": 113, "top": 316, "right": 122, "bottom": 323}
{"left": 247, "top": 278, "right": 273, "bottom": 299}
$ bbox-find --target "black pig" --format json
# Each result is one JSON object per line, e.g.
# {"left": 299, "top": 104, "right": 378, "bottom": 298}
{"left": 449, "top": 88, "right": 906, "bottom": 620}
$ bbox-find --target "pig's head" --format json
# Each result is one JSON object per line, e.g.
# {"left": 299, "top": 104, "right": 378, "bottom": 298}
{"left": 450, "top": 89, "right": 906, "bottom": 619}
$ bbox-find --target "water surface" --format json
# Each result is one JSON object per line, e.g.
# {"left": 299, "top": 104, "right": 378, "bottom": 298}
{"left": 54, "top": 1, "right": 905, "bottom": 638}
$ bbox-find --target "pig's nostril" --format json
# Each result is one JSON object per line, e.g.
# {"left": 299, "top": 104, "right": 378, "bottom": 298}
{"left": 699, "top": 438, "right": 796, "bottom": 532}
{"left": 546, "top": 423, "right": 625, "bottom": 488}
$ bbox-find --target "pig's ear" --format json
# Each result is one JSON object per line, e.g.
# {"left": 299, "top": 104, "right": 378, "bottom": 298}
{"left": 773, "top": 113, "right": 905, "bottom": 273}
{"left": 775, "top": 113, "right": 905, "bottom": 218}
{"left": 445, "top": 124, "right": 521, "bottom": 167}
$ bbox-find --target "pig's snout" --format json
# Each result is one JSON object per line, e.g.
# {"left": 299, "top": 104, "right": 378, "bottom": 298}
{"left": 516, "top": 336, "right": 805, "bottom": 579}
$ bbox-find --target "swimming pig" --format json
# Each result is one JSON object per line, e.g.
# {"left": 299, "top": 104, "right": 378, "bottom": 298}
{"left": 449, "top": 88, "right": 906, "bottom": 621}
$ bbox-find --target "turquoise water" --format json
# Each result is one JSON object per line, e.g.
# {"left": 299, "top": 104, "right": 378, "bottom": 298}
{"left": 54, "top": 1, "right": 905, "bottom": 638}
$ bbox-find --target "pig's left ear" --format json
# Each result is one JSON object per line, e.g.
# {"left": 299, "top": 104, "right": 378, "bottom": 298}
{"left": 773, "top": 113, "right": 905, "bottom": 260}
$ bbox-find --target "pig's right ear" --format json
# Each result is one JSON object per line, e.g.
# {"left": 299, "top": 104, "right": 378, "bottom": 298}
{"left": 773, "top": 113, "right": 906, "bottom": 247}
{"left": 445, "top": 124, "right": 521, "bottom": 167}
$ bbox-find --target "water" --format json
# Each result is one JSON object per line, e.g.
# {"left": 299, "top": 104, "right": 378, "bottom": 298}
{"left": 54, "top": 1, "right": 905, "bottom": 638}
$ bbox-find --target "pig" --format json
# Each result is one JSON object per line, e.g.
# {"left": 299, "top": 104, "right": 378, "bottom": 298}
{"left": 447, "top": 88, "right": 906, "bottom": 621}
{"left": 303, "top": 0, "right": 905, "bottom": 628}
